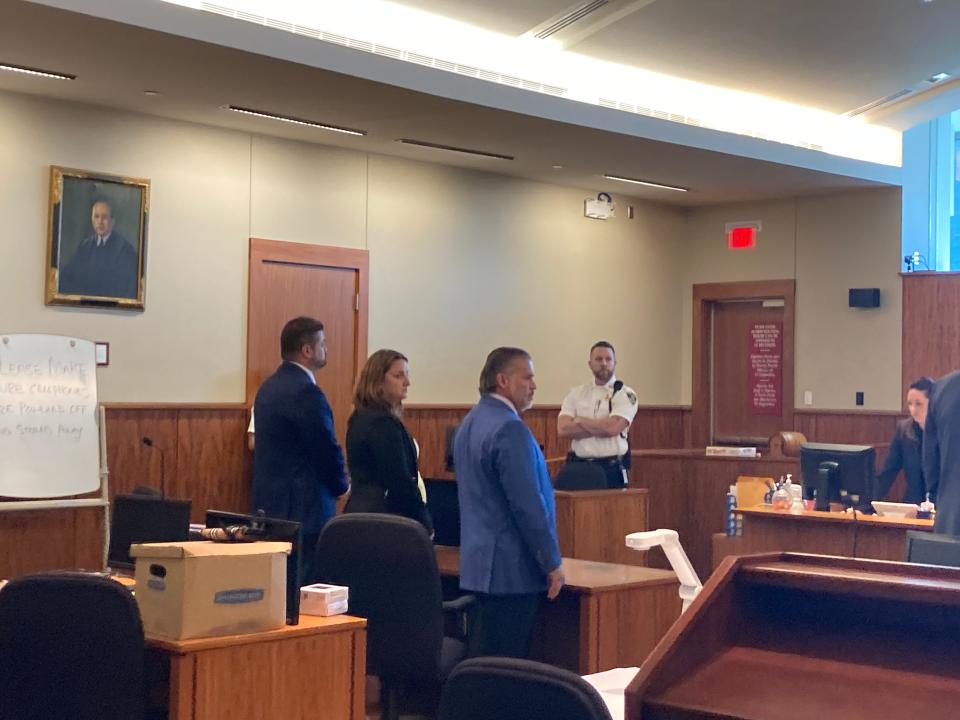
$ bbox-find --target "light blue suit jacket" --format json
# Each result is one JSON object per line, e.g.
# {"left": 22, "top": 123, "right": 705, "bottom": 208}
{"left": 454, "top": 395, "right": 561, "bottom": 595}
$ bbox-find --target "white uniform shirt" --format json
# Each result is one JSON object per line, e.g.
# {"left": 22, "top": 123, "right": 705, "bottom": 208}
{"left": 559, "top": 377, "right": 638, "bottom": 458}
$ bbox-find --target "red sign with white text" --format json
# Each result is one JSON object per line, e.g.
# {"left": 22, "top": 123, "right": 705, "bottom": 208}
{"left": 748, "top": 322, "right": 782, "bottom": 416}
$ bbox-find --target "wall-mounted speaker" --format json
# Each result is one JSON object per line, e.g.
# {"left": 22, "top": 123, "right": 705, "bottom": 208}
{"left": 848, "top": 288, "right": 880, "bottom": 308}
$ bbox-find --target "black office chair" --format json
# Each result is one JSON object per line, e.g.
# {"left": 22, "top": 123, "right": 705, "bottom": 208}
{"left": 554, "top": 460, "right": 608, "bottom": 491}
{"left": 905, "top": 530, "right": 960, "bottom": 567}
{"left": 315, "top": 513, "right": 472, "bottom": 720}
{"left": 438, "top": 657, "right": 614, "bottom": 720}
{"left": 0, "top": 572, "right": 146, "bottom": 720}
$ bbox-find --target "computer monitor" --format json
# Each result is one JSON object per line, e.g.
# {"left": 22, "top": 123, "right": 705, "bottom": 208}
{"left": 424, "top": 478, "right": 460, "bottom": 546}
{"left": 905, "top": 530, "right": 960, "bottom": 568}
{"left": 108, "top": 494, "right": 192, "bottom": 570}
{"left": 204, "top": 510, "right": 303, "bottom": 625}
{"left": 800, "top": 443, "right": 876, "bottom": 512}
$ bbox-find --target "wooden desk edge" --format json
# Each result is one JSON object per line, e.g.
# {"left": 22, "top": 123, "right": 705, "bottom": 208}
{"left": 146, "top": 614, "right": 367, "bottom": 654}
{"left": 736, "top": 505, "right": 934, "bottom": 530}
{"left": 434, "top": 545, "right": 677, "bottom": 594}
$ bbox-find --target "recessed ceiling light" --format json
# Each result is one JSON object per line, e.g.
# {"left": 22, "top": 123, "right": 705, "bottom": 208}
{"left": 143, "top": 90, "right": 162, "bottom": 96}
{"left": 226, "top": 105, "right": 367, "bottom": 136}
{"left": 603, "top": 174, "right": 688, "bottom": 192}
{"left": 929, "top": 72, "right": 951, "bottom": 83}
{"left": 397, "top": 138, "right": 513, "bottom": 160}
{"left": 0, "top": 62, "right": 74, "bottom": 80}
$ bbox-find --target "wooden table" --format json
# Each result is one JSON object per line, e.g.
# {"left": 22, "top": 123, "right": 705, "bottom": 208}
{"left": 145, "top": 614, "right": 367, "bottom": 720}
{"left": 435, "top": 546, "right": 680, "bottom": 675}
{"left": 711, "top": 505, "right": 934, "bottom": 569}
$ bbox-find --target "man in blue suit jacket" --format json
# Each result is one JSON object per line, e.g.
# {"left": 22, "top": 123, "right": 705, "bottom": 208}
{"left": 253, "top": 317, "right": 349, "bottom": 583}
{"left": 454, "top": 347, "right": 564, "bottom": 658}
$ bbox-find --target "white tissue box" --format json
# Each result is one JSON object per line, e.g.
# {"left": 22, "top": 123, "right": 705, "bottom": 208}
{"left": 300, "top": 583, "right": 349, "bottom": 616}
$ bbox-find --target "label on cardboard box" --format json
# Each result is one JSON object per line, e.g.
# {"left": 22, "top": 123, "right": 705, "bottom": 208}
{"left": 131, "top": 540, "right": 290, "bottom": 640}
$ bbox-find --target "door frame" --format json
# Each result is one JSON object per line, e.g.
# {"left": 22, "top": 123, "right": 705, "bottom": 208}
{"left": 246, "top": 238, "right": 369, "bottom": 403}
{"left": 691, "top": 279, "right": 795, "bottom": 447}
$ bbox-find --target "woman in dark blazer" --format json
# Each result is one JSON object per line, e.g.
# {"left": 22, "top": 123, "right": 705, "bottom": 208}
{"left": 343, "top": 349, "right": 433, "bottom": 533}
{"left": 876, "top": 376, "right": 935, "bottom": 504}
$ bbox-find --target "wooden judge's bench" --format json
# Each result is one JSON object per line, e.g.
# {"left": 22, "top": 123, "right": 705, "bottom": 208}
{"left": 627, "top": 553, "right": 960, "bottom": 719}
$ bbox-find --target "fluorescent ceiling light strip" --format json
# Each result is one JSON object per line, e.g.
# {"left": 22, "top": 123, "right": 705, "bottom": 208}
{"left": 603, "top": 174, "right": 688, "bottom": 192}
{"left": 0, "top": 62, "right": 75, "bottom": 80}
{"left": 227, "top": 105, "right": 366, "bottom": 135}
{"left": 398, "top": 138, "right": 513, "bottom": 160}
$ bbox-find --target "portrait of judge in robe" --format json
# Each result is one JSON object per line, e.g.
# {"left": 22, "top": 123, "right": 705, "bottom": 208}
{"left": 46, "top": 167, "right": 149, "bottom": 310}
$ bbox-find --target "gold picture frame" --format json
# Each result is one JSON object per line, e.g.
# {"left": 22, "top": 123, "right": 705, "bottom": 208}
{"left": 45, "top": 166, "right": 150, "bottom": 310}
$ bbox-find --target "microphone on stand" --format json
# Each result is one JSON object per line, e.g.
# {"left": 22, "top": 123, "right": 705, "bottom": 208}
{"left": 141, "top": 436, "right": 166, "bottom": 499}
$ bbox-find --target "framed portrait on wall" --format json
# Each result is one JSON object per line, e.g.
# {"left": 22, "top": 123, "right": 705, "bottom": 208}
{"left": 45, "top": 166, "right": 150, "bottom": 310}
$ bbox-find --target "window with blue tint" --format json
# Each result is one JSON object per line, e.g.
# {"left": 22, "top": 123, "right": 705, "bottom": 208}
{"left": 902, "top": 109, "right": 960, "bottom": 271}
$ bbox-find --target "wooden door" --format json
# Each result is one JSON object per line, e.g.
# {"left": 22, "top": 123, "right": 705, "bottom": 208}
{"left": 712, "top": 299, "right": 788, "bottom": 444}
{"left": 246, "top": 239, "right": 368, "bottom": 446}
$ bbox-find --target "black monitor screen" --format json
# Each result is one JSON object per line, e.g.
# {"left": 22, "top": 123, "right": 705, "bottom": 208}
{"left": 905, "top": 530, "right": 960, "bottom": 568}
{"left": 204, "top": 510, "right": 302, "bottom": 625}
{"left": 108, "top": 495, "right": 192, "bottom": 570}
{"left": 800, "top": 443, "right": 876, "bottom": 510}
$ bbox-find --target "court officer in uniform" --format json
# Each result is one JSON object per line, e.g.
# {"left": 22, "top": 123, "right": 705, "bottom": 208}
{"left": 557, "top": 341, "right": 638, "bottom": 488}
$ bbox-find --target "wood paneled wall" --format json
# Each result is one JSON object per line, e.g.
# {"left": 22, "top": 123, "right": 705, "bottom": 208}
{"left": 1, "top": 400, "right": 910, "bottom": 580}
{"left": 902, "top": 272, "right": 960, "bottom": 388}
{"left": 105, "top": 404, "right": 252, "bottom": 519}
{"left": 403, "top": 404, "right": 690, "bottom": 479}
{"left": 793, "top": 410, "right": 902, "bottom": 446}
{"left": 0, "top": 404, "right": 251, "bottom": 579}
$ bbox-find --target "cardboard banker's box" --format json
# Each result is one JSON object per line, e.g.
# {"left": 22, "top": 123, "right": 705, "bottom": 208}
{"left": 131, "top": 540, "right": 291, "bottom": 640}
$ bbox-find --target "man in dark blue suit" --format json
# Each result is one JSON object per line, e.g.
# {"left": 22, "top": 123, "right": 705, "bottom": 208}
{"left": 925, "top": 370, "right": 960, "bottom": 535}
{"left": 253, "top": 317, "right": 349, "bottom": 583}
{"left": 454, "top": 347, "right": 564, "bottom": 658}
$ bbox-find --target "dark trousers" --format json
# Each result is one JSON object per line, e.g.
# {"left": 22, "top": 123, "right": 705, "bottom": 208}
{"left": 569, "top": 454, "right": 626, "bottom": 489}
{"left": 470, "top": 592, "right": 540, "bottom": 659}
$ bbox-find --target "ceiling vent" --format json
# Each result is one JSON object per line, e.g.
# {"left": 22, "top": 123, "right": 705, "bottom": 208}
{"left": 526, "top": 0, "right": 658, "bottom": 48}
{"left": 844, "top": 88, "right": 913, "bottom": 119}
{"left": 534, "top": 0, "right": 610, "bottom": 39}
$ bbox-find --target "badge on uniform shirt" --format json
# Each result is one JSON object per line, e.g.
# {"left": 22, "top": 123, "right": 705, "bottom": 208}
{"left": 626, "top": 391, "right": 637, "bottom": 404}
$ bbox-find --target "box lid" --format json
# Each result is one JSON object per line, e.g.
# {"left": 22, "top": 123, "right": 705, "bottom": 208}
{"left": 130, "top": 540, "right": 291, "bottom": 559}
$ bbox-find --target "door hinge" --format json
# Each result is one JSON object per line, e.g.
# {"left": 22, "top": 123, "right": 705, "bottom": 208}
{"left": 354, "top": 294, "right": 360, "bottom": 312}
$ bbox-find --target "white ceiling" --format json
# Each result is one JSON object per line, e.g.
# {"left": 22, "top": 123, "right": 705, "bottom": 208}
{"left": 397, "top": 0, "right": 960, "bottom": 116}
{"left": 0, "top": 0, "right": 911, "bottom": 205}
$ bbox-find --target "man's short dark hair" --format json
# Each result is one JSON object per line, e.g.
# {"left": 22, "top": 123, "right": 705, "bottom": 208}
{"left": 90, "top": 196, "right": 113, "bottom": 213}
{"left": 479, "top": 347, "right": 530, "bottom": 395}
{"left": 280, "top": 316, "right": 324, "bottom": 359}
{"left": 590, "top": 341, "right": 615, "bottom": 357}
{"left": 909, "top": 376, "right": 935, "bottom": 396}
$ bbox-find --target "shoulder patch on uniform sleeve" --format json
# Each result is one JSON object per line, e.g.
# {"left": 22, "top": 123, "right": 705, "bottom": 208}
{"left": 626, "top": 391, "right": 637, "bottom": 404}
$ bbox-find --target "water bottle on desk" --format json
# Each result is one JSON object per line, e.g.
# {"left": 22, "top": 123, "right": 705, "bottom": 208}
{"left": 725, "top": 485, "right": 739, "bottom": 536}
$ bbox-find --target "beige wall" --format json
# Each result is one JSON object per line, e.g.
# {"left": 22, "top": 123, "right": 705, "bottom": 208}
{"left": 0, "top": 91, "right": 685, "bottom": 404}
{"left": 679, "top": 188, "right": 903, "bottom": 410}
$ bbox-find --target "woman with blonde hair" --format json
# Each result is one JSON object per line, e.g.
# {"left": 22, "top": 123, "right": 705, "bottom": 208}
{"left": 342, "top": 349, "right": 433, "bottom": 532}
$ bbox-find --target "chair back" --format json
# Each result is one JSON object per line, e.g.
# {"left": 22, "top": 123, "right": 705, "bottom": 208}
{"left": 554, "top": 461, "right": 607, "bottom": 491}
{"left": 316, "top": 513, "right": 444, "bottom": 681}
{"left": 0, "top": 572, "right": 145, "bottom": 720}
{"left": 439, "top": 657, "right": 613, "bottom": 720}
{"left": 905, "top": 530, "right": 960, "bottom": 567}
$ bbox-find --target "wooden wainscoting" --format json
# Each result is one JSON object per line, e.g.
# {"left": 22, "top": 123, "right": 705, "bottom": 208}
{"left": 404, "top": 404, "right": 690, "bottom": 480}
{"left": 793, "top": 409, "right": 903, "bottom": 446}
{"left": 0, "top": 404, "right": 251, "bottom": 579}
